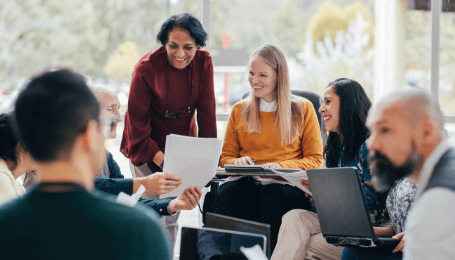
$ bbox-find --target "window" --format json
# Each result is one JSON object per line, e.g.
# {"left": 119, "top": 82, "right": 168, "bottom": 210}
{"left": 209, "top": 0, "right": 376, "bottom": 114}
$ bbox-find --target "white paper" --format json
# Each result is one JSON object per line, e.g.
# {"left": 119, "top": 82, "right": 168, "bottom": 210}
{"left": 240, "top": 244, "right": 269, "bottom": 260}
{"left": 116, "top": 184, "right": 146, "bottom": 207}
{"left": 268, "top": 168, "right": 312, "bottom": 196}
{"left": 160, "top": 134, "right": 223, "bottom": 198}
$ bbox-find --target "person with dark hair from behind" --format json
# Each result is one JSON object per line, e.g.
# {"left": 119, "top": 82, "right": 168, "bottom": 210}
{"left": 0, "top": 113, "right": 36, "bottom": 205}
{"left": 121, "top": 12, "right": 217, "bottom": 246}
{"left": 0, "top": 69, "right": 171, "bottom": 259}
{"left": 362, "top": 88, "right": 455, "bottom": 259}
{"left": 272, "top": 78, "right": 388, "bottom": 259}
{"left": 23, "top": 87, "right": 203, "bottom": 218}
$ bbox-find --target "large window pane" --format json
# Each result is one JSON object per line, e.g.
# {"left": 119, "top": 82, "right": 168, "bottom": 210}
{"left": 210, "top": 0, "right": 375, "bottom": 118}
{"left": 439, "top": 0, "right": 455, "bottom": 115}
{"left": 404, "top": 5, "right": 432, "bottom": 92}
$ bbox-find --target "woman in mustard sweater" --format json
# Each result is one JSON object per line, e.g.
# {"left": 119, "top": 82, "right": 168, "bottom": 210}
{"left": 213, "top": 44, "right": 323, "bottom": 253}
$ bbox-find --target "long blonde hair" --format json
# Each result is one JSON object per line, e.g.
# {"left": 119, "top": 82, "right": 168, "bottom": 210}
{"left": 242, "top": 44, "right": 305, "bottom": 146}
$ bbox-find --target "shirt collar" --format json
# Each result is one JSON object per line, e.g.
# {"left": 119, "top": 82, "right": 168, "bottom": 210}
{"left": 259, "top": 99, "right": 277, "bottom": 112}
{"left": 416, "top": 140, "right": 451, "bottom": 198}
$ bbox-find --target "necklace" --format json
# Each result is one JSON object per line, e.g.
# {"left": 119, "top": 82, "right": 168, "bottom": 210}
{"left": 164, "top": 60, "right": 191, "bottom": 119}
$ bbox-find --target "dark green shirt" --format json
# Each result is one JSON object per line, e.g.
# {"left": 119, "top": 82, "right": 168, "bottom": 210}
{"left": 0, "top": 184, "right": 171, "bottom": 260}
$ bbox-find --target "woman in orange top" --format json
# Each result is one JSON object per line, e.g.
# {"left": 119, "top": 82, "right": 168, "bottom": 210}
{"left": 213, "top": 44, "right": 323, "bottom": 253}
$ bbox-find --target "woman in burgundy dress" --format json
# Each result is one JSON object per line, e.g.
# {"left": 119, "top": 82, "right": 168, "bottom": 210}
{"left": 121, "top": 13, "right": 216, "bottom": 246}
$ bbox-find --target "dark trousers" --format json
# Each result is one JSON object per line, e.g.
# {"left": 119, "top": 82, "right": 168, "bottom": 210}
{"left": 212, "top": 177, "right": 311, "bottom": 252}
{"left": 342, "top": 246, "right": 403, "bottom": 260}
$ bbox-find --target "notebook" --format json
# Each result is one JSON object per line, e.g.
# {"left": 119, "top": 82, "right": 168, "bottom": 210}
{"left": 179, "top": 226, "right": 267, "bottom": 260}
{"left": 307, "top": 167, "right": 400, "bottom": 247}
{"left": 206, "top": 212, "right": 272, "bottom": 258}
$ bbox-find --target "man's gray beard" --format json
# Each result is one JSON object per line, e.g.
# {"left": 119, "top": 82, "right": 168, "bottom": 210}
{"left": 369, "top": 149, "right": 420, "bottom": 193}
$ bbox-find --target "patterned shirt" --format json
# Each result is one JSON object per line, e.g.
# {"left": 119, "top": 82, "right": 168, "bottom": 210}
{"left": 386, "top": 178, "right": 417, "bottom": 233}
{"left": 337, "top": 142, "right": 388, "bottom": 226}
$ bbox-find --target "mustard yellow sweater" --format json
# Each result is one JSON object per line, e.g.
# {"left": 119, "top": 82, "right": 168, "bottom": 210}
{"left": 220, "top": 99, "right": 323, "bottom": 170}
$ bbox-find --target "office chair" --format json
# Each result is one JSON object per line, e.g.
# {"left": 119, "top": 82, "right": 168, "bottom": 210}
{"left": 203, "top": 90, "right": 325, "bottom": 224}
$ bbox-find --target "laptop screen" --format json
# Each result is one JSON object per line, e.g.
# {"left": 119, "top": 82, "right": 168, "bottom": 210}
{"left": 205, "top": 212, "right": 272, "bottom": 258}
{"left": 307, "top": 167, "right": 376, "bottom": 239}
{"left": 179, "top": 226, "right": 266, "bottom": 260}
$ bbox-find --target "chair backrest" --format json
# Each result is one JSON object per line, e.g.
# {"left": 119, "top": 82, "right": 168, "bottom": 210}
{"left": 242, "top": 90, "right": 326, "bottom": 144}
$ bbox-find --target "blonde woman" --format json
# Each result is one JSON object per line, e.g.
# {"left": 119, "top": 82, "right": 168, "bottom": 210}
{"left": 213, "top": 44, "right": 323, "bottom": 252}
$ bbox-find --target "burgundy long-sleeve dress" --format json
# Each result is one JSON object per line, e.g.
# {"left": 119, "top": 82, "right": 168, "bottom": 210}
{"left": 121, "top": 46, "right": 217, "bottom": 172}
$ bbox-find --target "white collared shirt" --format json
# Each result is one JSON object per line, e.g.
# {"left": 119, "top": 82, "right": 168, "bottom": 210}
{"left": 259, "top": 99, "right": 277, "bottom": 112}
{"left": 404, "top": 140, "right": 455, "bottom": 260}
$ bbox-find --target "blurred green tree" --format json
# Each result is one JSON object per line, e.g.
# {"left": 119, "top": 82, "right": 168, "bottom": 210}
{"left": 103, "top": 41, "right": 141, "bottom": 79}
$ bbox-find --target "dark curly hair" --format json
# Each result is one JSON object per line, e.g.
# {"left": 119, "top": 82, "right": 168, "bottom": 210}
{"left": 0, "top": 112, "right": 20, "bottom": 170}
{"left": 324, "top": 78, "right": 371, "bottom": 167}
{"left": 156, "top": 13, "right": 207, "bottom": 48}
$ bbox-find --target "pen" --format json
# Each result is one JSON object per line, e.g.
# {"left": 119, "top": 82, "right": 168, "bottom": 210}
{"left": 247, "top": 159, "right": 256, "bottom": 165}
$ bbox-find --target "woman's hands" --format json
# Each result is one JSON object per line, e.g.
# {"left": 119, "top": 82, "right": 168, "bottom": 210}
{"left": 300, "top": 179, "right": 314, "bottom": 207}
{"left": 233, "top": 156, "right": 255, "bottom": 165}
{"left": 153, "top": 151, "right": 165, "bottom": 166}
{"left": 233, "top": 157, "right": 282, "bottom": 168}
{"left": 264, "top": 162, "right": 282, "bottom": 169}
{"left": 392, "top": 232, "right": 405, "bottom": 253}
{"left": 300, "top": 179, "right": 311, "bottom": 193}
{"left": 169, "top": 186, "right": 203, "bottom": 212}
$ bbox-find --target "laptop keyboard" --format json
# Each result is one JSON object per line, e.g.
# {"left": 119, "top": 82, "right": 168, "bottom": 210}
{"left": 325, "top": 237, "right": 372, "bottom": 246}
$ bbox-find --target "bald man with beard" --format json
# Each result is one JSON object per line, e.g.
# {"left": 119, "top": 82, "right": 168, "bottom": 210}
{"left": 364, "top": 88, "right": 455, "bottom": 259}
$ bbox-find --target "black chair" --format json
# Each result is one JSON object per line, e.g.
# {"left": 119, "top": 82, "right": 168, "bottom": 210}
{"left": 203, "top": 90, "right": 325, "bottom": 224}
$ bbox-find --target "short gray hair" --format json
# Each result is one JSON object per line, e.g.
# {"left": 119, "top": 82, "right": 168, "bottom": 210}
{"left": 372, "top": 88, "right": 445, "bottom": 136}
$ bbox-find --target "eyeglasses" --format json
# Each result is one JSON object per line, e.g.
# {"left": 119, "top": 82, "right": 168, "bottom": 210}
{"left": 164, "top": 106, "right": 191, "bottom": 119}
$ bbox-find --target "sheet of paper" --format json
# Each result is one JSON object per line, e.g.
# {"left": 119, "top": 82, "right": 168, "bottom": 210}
{"left": 240, "top": 244, "right": 269, "bottom": 260}
{"left": 160, "top": 134, "right": 223, "bottom": 199}
{"left": 268, "top": 168, "right": 312, "bottom": 196}
{"left": 116, "top": 184, "right": 146, "bottom": 207}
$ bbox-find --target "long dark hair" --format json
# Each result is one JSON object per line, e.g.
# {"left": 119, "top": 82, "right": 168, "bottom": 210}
{"left": 324, "top": 78, "right": 371, "bottom": 167}
{"left": 0, "top": 113, "right": 20, "bottom": 169}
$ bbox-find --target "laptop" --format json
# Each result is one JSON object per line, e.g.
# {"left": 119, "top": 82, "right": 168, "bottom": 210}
{"left": 205, "top": 212, "right": 272, "bottom": 258}
{"left": 306, "top": 167, "right": 400, "bottom": 247}
{"left": 179, "top": 226, "right": 267, "bottom": 260}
